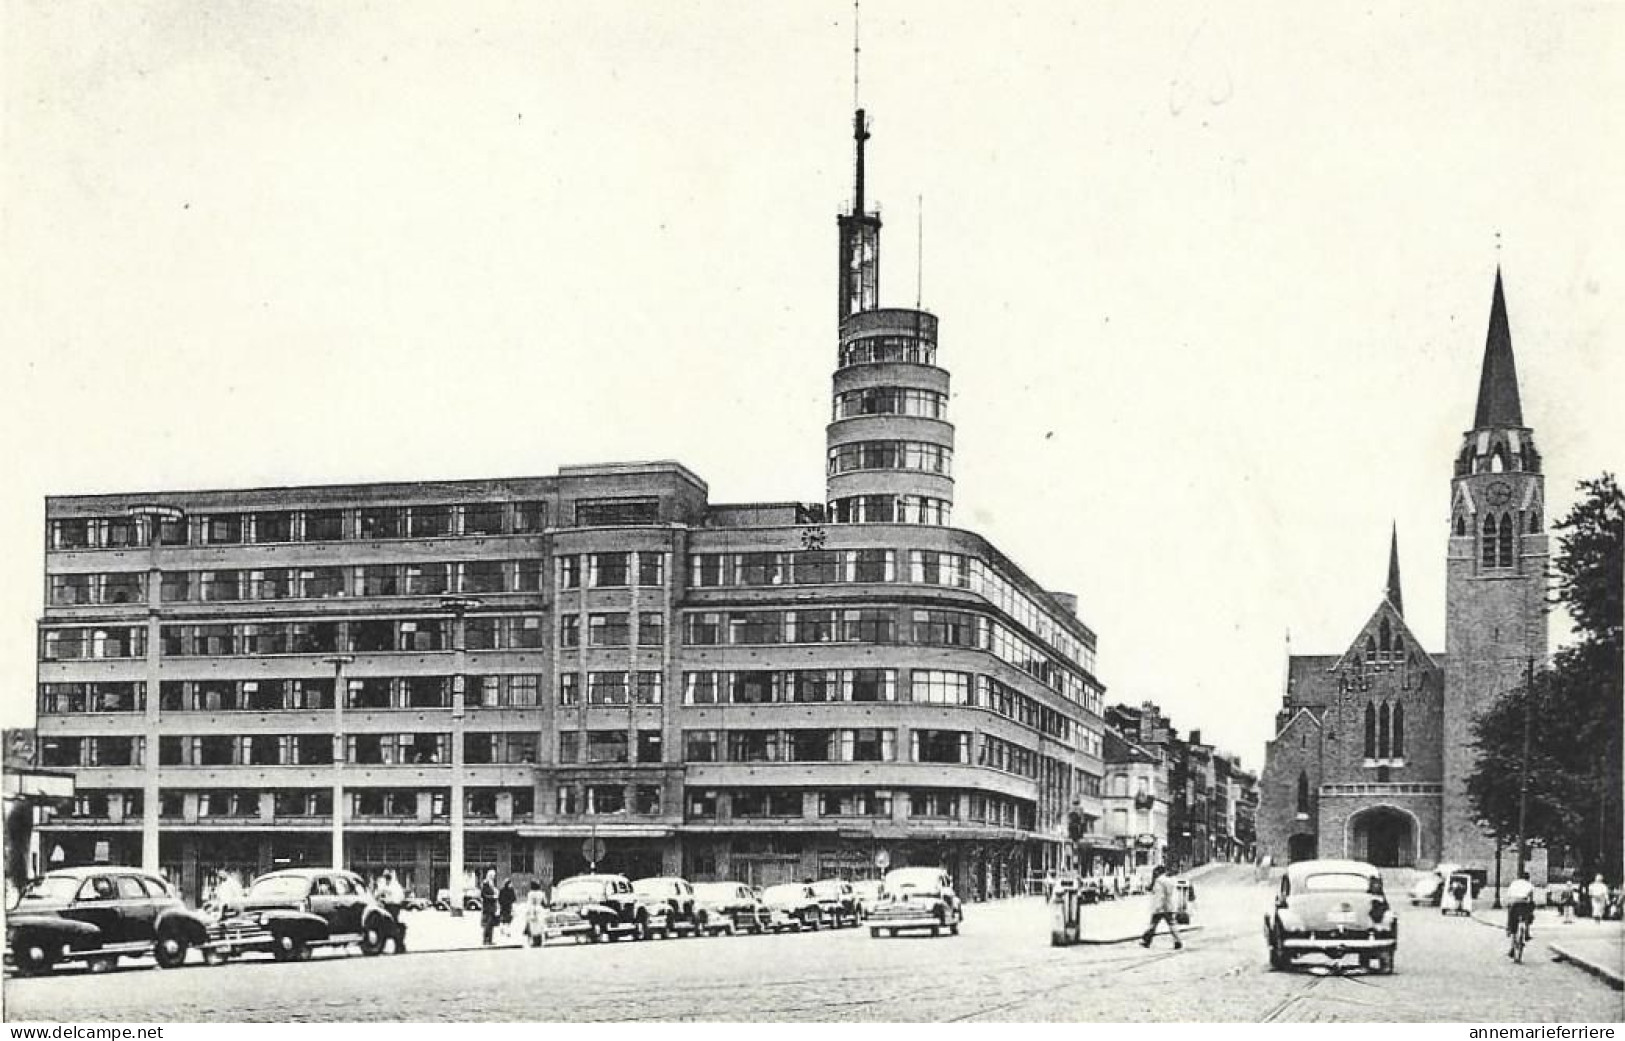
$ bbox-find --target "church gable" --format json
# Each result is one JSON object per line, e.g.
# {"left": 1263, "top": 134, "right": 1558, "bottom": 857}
{"left": 1333, "top": 599, "right": 1439, "bottom": 675}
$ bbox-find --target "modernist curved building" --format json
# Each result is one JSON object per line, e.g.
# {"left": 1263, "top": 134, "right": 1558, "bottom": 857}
{"left": 29, "top": 107, "right": 1108, "bottom": 903}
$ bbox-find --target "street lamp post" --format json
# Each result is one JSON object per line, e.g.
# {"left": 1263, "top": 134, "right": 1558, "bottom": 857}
{"left": 1515, "top": 656, "right": 1536, "bottom": 875}
{"left": 323, "top": 655, "right": 355, "bottom": 871}
{"left": 441, "top": 595, "right": 482, "bottom": 916}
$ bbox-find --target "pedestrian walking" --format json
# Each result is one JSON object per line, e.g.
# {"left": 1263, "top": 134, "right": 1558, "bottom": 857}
{"left": 498, "top": 877, "right": 516, "bottom": 940}
{"left": 1139, "top": 865, "right": 1183, "bottom": 950}
{"left": 1588, "top": 874, "right": 1609, "bottom": 922}
{"left": 1555, "top": 878, "right": 1574, "bottom": 923}
{"left": 479, "top": 869, "right": 499, "bottom": 946}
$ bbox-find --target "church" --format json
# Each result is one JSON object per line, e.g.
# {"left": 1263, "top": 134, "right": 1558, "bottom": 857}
{"left": 1258, "top": 271, "right": 1548, "bottom": 874}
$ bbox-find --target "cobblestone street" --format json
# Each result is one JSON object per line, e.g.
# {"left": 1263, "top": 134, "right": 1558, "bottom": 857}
{"left": 5, "top": 867, "right": 1620, "bottom": 1022}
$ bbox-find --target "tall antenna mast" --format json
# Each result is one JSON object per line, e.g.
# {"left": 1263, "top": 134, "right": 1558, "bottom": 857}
{"left": 916, "top": 194, "right": 924, "bottom": 309}
{"left": 853, "top": 0, "right": 861, "bottom": 111}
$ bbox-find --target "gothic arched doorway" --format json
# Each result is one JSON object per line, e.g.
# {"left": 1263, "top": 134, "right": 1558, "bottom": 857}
{"left": 1347, "top": 806, "right": 1418, "bottom": 867}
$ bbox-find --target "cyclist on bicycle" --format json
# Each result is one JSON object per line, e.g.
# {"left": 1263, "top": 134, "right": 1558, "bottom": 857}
{"left": 1504, "top": 870, "right": 1536, "bottom": 958}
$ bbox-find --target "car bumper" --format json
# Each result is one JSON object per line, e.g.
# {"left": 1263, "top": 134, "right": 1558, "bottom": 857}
{"left": 868, "top": 910, "right": 948, "bottom": 930}
{"left": 1281, "top": 936, "right": 1396, "bottom": 953}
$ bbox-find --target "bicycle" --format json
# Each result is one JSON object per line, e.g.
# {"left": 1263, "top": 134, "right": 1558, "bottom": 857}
{"left": 1510, "top": 912, "right": 1532, "bottom": 963}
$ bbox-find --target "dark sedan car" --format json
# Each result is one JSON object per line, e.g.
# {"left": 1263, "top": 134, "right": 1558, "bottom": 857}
{"left": 206, "top": 868, "right": 402, "bottom": 963}
{"left": 6, "top": 867, "right": 213, "bottom": 974}
{"left": 1265, "top": 859, "right": 1397, "bottom": 973}
{"left": 632, "top": 877, "right": 706, "bottom": 937}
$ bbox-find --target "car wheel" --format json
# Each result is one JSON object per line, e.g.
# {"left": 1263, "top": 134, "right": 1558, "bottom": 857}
{"left": 931, "top": 925, "right": 941, "bottom": 937}
{"left": 1267, "top": 930, "right": 1286, "bottom": 971}
{"left": 12, "top": 939, "right": 54, "bottom": 976}
{"left": 870, "top": 927, "right": 881, "bottom": 938}
{"left": 1379, "top": 952, "right": 1396, "bottom": 975}
{"left": 888, "top": 929, "right": 898, "bottom": 937}
{"left": 633, "top": 916, "right": 650, "bottom": 942}
{"left": 154, "top": 933, "right": 190, "bottom": 969}
{"left": 949, "top": 921, "right": 960, "bottom": 936}
{"left": 272, "top": 933, "right": 307, "bottom": 962}
{"left": 805, "top": 912, "right": 819, "bottom": 931}
{"left": 590, "top": 920, "right": 608, "bottom": 943}
{"left": 361, "top": 922, "right": 387, "bottom": 956}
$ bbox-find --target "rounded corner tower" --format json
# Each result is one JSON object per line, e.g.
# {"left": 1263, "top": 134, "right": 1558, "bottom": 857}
{"left": 823, "top": 109, "right": 955, "bottom": 527}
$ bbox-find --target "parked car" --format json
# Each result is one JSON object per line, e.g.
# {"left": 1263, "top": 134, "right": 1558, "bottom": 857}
{"left": 632, "top": 877, "right": 706, "bottom": 937}
{"left": 851, "top": 880, "right": 885, "bottom": 919}
{"left": 534, "top": 874, "right": 662, "bottom": 944}
{"left": 5, "top": 867, "right": 213, "bottom": 975}
{"left": 692, "top": 882, "right": 772, "bottom": 935}
{"left": 760, "top": 883, "right": 823, "bottom": 932}
{"left": 1264, "top": 859, "right": 1396, "bottom": 974}
{"left": 401, "top": 893, "right": 432, "bottom": 912}
{"left": 434, "top": 888, "right": 483, "bottom": 912}
{"left": 810, "top": 879, "right": 862, "bottom": 928}
{"left": 868, "top": 867, "right": 963, "bottom": 938}
{"left": 205, "top": 868, "right": 403, "bottom": 963}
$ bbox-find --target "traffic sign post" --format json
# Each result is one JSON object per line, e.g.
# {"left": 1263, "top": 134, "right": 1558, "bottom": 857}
{"left": 874, "top": 848, "right": 890, "bottom": 871}
{"left": 583, "top": 836, "right": 607, "bottom": 870}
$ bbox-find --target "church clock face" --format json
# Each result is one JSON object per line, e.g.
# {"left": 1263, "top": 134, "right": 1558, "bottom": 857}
{"left": 1486, "top": 480, "right": 1514, "bottom": 506}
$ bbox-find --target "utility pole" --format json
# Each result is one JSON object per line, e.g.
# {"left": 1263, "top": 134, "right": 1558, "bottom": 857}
{"left": 1515, "top": 655, "right": 1535, "bottom": 874}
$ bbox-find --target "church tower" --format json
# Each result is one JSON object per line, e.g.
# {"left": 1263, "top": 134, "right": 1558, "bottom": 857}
{"left": 1441, "top": 269, "right": 1549, "bottom": 865}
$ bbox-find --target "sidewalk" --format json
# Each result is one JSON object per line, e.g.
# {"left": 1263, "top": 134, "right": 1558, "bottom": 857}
{"left": 399, "top": 909, "right": 526, "bottom": 954}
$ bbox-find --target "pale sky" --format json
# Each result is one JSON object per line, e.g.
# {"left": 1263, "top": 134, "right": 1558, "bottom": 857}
{"left": 2, "top": 1, "right": 1621, "bottom": 768}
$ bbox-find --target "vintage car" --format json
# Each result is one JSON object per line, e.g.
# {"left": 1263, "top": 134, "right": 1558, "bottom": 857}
{"left": 850, "top": 879, "right": 885, "bottom": 919}
{"left": 692, "top": 882, "right": 772, "bottom": 935}
{"left": 632, "top": 877, "right": 707, "bottom": 937}
{"left": 1265, "top": 859, "right": 1397, "bottom": 973}
{"left": 5, "top": 867, "right": 214, "bottom": 974}
{"left": 534, "top": 874, "right": 663, "bottom": 944}
{"left": 810, "top": 879, "right": 862, "bottom": 928}
{"left": 760, "top": 883, "right": 824, "bottom": 932}
{"left": 868, "top": 867, "right": 963, "bottom": 938}
{"left": 205, "top": 868, "right": 403, "bottom": 963}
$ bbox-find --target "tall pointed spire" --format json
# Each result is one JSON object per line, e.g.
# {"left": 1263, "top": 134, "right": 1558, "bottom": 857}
{"left": 1385, "top": 522, "right": 1404, "bottom": 616}
{"left": 1473, "top": 268, "right": 1524, "bottom": 428}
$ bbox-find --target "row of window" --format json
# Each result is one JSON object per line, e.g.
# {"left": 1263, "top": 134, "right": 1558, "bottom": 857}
{"left": 557, "top": 671, "right": 665, "bottom": 706}
{"left": 684, "top": 547, "right": 1096, "bottom": 680}
{"left": 688, "top": 549, "right": 894, "bottom": 587}
{"left": 827, "top": 495, "right": 951, "bottom": 526}
{"left": 37, "top": 675, "right": 547, "bottom": 716}
{"left": 831, "top": 386, "right": 948, "bottom": 421}
{"left": 556, "top": 729, "right": 664, "bottom": 765}
{"left": 681, "top": 728, "right": 897, "bottom": 764}
{"left": 67, "top": 784, "right": 1041, "bottom": 828}
{"left": 827, "top": 441, "right": 953, "bottom": 477}
{"left": 908, "top": 551, "right": 1096, "bottom": 675}
{"left": 837, "top": 334, "right": 937, "bottom": 368}
{"left": 40, "top": 731, "right": 543, "bottom": 769}
{"left": 97, "top": 788, "right": 543, "bottom": 821}
{"left": 680, "top": 607, "right": 1097, "bottom": 712}
{"left": 557, "top": 612, "right": 664, "bottom": 648}
{"left": 556, "top": 552, "right": 665, "bottom": 589}
{"left": 154, "top": 561, "right": 542, "bottom": 604}
{"left": 49, "top": 502, "right": 549, "bottom": 551}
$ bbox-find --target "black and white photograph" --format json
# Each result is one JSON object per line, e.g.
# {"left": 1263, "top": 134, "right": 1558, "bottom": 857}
{"left": 1, "top": 0, "right": 1621, "bottom": 1028}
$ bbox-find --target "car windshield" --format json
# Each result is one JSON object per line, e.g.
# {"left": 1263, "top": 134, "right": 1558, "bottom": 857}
{"left": 247, "top": 875, "right": 311, "bottom": 900}
{"left": 1302, "top": 873, "right": 1375, "bottom": 893}
{"left": 693, "top": 884, "right": 737, "bottom": 901}
{"left": 762, "top": 885, "right": 804, "bottom": 903}
{"left": 20, "top": 876, "right": 79, "bottom": 902}
{"left": 553, "top": 880, "right": 606, "bottom": 901}
{"left": 885, "top": 870, "right": 942, "bottom": 893}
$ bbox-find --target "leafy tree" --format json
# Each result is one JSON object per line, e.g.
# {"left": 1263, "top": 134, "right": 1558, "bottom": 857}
{"left": 1469, "top": 473, "right": 1624, "bottom": 878}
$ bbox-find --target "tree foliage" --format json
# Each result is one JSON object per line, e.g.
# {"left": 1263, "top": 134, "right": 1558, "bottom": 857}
{"left": 1468, "top": 473, "right": 1624, "bottom": 877}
